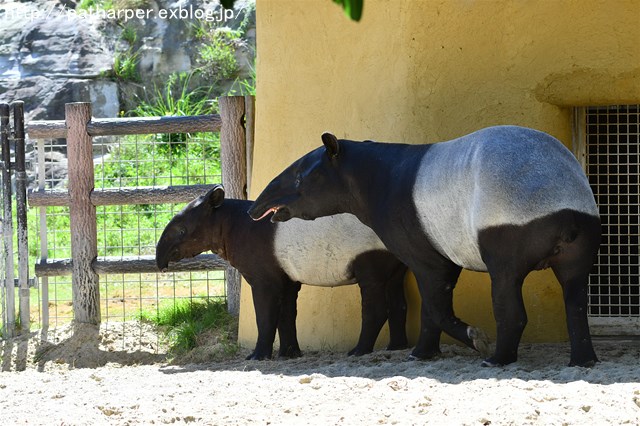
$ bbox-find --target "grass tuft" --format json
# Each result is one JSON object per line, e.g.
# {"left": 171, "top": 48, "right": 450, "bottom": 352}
{"left": 140, "top": 299, "right": 238, "bottom": 359}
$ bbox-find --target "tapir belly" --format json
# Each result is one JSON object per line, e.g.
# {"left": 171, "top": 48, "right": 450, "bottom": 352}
{"left": 273, "top": 214, "right": 387, "bottom": 286}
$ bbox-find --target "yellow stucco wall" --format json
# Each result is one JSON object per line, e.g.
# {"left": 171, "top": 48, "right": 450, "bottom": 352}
{"left": 239, "top": 0, "right": 640, "bottom": 352}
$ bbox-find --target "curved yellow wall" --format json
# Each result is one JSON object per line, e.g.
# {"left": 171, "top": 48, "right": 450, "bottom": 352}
{"left": 239, "top": 0, "right": 640, "bottom": 352}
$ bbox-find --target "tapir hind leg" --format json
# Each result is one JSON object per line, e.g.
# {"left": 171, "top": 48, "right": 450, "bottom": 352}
{"left": 553, "top": 264, "right": 598, "bottom": 367}
{"left": 385, "top": 264, "right": 409, "bottom": 350}
{"left": 482, "top": 269, "right": 528, "bottom": 367}
{"left": 350, "top": 281, "right": 388, "bottom": 356}
{"left": 350, "top": 252, "right": 408, "bottom": 356}
{"left": 551, "top": 222, "right": 600, "bottom": 367}
{"left": 479, "top": 210, "right": 600, "bottom": 367}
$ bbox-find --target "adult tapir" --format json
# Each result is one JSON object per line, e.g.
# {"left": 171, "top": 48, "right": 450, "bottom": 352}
{"left": 156, "top": 184, "right": 408, "bottom": 360}
{"left": 249, "top": 125, "right": 601, "bottom": 367}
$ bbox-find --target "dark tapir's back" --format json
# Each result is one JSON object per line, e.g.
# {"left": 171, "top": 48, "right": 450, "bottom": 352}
{"left": 412, "top": 125, "right": 599, "bottom": 271}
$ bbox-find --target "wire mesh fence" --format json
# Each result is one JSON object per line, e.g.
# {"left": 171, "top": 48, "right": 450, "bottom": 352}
{"left": 584, "top": 105, "right": 640, "bottom": 318}
{"left": 26, "top": 131, "right": 226, "bottom": 330}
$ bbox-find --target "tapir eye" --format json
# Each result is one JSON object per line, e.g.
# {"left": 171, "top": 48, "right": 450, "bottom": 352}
{"left": 294, "top": 175, "right": 302, "bottom": 188}
{"left": 178, "top": 227, "right": 187, "bottom": 237}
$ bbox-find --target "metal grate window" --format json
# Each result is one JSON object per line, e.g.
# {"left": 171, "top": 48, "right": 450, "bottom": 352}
{"left": 584, "top": 105, "right": 640, "bottom": 318}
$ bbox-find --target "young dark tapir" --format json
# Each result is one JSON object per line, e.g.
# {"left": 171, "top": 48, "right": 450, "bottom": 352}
{"left": 156, "top": 185, "right": 408, "bottom": 360}
{"left": 249, "top": 125, "right": 601, "bottom": 367}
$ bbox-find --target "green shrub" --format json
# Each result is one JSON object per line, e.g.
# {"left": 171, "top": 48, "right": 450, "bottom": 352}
{"left": 192, "top": 21, "right": 242, "bottom": 82}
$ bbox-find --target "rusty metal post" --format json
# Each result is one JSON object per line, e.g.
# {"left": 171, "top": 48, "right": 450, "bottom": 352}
{"left": 13, "top": 101, "right": 29, "bottom": 332}
{"left": 0, "top": 103, "right": 15, "bottom": 337}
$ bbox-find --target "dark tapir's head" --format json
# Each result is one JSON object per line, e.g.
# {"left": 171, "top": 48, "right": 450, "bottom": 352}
{"left": 156, "top": 185, "right": 225, "bottom": 272}
{"left": 249, "top": 132, "right": 348, "bottom": 222}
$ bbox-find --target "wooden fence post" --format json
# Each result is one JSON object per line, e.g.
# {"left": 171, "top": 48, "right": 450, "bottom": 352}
{"left": 66, "top": 102, "right": 100, "bottom": 325}
{"left": 219, "top": 96, "right": 248, "bottom": 316}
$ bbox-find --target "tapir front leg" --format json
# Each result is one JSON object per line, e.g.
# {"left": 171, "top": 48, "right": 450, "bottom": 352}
{"left": 412, "top": 264, "right": 490, "bottom": 358}
{"left": 410, "top": 306, "right": 443, "bottom": 359}
{"left": 246, "top": 281, "right": 281, "bottom": 360}
{"left": 277, "top": 281, "right": 303, "bottom": 358}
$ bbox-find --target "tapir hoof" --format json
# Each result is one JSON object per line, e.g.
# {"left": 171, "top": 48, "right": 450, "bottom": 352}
{"left": 480, "top": 358, "right": 505, "bottom": 368}
{"left": 568, "top": 354, "right": 599, "bottom": 368}
{"left": 408, "top": 348, "right": 441, "bottom": 361}
{"left": 278, "top": 346, "right": 303, "bottom": 359}
{"left": 467, "top": 326, "right": 491, "bottom": 358}
{"left": 386, "top": 342, "right": 409, "bottom": 351}
{"left": 481, "top": 352, "right": 518, "bottom": 367}
{"left": 569, "top": 359, "right": 598, "bottom": 368}
{"left": 348, "top": 346, "right": 373, "bottom": 357}
{"left": 246, "top": 350, "right": 272, "bottom": 361}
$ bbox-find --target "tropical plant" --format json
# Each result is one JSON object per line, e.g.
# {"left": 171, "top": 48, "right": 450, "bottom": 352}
{"left": 110, "top": 49, "right": 140, "bottom": 82}
{"left": 129, "top": 72, "right": 217, "bottom": 154}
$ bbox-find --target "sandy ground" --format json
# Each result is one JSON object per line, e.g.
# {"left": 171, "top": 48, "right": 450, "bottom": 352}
{"left": 0, "top": 322, "right": 639, "bottom": 425}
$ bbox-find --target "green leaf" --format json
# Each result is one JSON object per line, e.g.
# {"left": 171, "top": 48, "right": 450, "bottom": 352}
{"left": 220, "top": 0, "right": 235, "bottom": 9}
{"left": 333, "top": 0, "right": 364, "bottom": 21}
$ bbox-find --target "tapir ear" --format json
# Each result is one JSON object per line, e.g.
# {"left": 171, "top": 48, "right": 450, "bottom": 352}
{"left": 207, "top": 185, "right": 225, "bottom": 208}
{"left": 321, "top": 132, "right": 340, "bottom": 159}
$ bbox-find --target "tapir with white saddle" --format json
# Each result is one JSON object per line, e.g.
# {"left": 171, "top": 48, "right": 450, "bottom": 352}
{"left": 156, "top": 185, "right": 408, "bottom": 360}
{"left": 249, "top": 125, "right": 601, "bottom": 367}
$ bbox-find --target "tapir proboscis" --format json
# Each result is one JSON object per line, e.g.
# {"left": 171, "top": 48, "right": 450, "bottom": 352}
{"left": 156, "top": 185, "right": 408, "bottom": 360}
{"left": 249, "top": 125, "right": 601, "bottom": 367}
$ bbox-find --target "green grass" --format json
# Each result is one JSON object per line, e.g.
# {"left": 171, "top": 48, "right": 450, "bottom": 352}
{"left": 140, "top": 299, "right": 238, "bottom": 356}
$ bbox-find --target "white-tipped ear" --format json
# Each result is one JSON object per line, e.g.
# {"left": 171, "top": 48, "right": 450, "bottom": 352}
{"left": 207, "top": 185, "right": 225, "bottom": 208}
{"left": 321, "top": 132, "right": 339, "bottom": 159}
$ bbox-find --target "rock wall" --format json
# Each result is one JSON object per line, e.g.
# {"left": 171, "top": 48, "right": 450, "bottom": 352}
{"left": 0, "top": 0, "right": 254, "bottom": 189}
{"left": 0, "top": 0, "right": 255, "bottom": 121}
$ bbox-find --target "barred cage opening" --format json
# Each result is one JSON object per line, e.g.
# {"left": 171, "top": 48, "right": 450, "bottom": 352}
{"left": 584, "top": 105, "right": 640, "bottom": 319}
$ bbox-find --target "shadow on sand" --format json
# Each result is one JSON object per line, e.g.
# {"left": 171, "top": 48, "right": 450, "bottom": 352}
{"left": 1, "top": 323, "right": 166, "bottom": 372}
{"left": 160, "top": 339, "right": 640, "bottom": 386}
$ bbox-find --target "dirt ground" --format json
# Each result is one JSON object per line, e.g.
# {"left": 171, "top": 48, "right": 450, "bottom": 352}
{"left": 0, "top": 321, "right": 639, "bottom": 425}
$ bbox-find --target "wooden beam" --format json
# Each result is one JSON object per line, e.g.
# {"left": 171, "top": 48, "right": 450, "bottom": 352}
{"left": 27, "top": 114, "right": 223, "bottom": 139}
{"left": 28, "top": 185, "right": 217, "bottom": 207}
{"left": 35, "top": 254, "right": 228, "bottom": 277}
